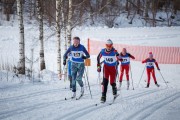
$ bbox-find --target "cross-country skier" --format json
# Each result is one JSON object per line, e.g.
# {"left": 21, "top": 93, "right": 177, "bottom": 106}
{"left": 142, "top": 52, "right": 160, "bottom": 88}
{"left": 97, "top": 39, "right": 119, "bottom": 103}
{"left": 67, "top": 53, "right": 72, "bottom": 90}
{"left": 118, "top": 48, "right": 135, "bottom": 90}
{"left": 63, "top": 37, "right": 90, "bottom": 98}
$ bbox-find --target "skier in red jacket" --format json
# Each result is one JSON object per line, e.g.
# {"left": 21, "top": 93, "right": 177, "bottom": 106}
{"left": 142, "top": 52, "right": 160, "bottom": 88}
{"left": 97, "top": 39, "right": 119, "bottom": 103}
{"left": 118, "top": 48, "right": 135, "bottom": 90}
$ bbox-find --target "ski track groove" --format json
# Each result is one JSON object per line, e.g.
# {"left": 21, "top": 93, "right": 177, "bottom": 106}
{"left": 56, "top": 89, "right": 165, "bottom": 120}
{"left": 0, "top": 92, "right": 99, "bottom": 119}
{"left": 0, "top": 89, "right": 65, "bottom": 103}
{"left": 121, "top": 92, "right": 180, "bottom": 120}
{"left": 0, "top": 83, "right": 99, "bottom": 103}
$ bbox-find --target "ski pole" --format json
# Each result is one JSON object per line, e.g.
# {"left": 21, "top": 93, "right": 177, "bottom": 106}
{"left": 97, "top": 72, "right": 101, "bottom": 85}
{"left": 84, "top": 66, "right": 92, "bottom": 99}
{"left": 130, "top": 64, "right": 134, "bottom": 90}
{"left": 137, "top": 65, "right": 146, "bottom": 87}
{"left": 158, "top": 70, "right": 168, "bottom": 87}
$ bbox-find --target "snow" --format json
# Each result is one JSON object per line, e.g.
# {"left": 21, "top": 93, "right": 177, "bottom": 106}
{"left": 0, "top": 22, "right": 180, "bottom": 120}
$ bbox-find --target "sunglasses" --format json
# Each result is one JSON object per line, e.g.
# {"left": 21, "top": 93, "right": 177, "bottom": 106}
{"left": 106, "top": 44, "right": 113, "bottom": 48}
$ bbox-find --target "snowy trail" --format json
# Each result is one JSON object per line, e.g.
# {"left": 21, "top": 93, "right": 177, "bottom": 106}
{"left": 0, "top": 26, "right": 180, "bottom": 120}
{"left": 57, "top": 90, "right": 160, "bottom": 120}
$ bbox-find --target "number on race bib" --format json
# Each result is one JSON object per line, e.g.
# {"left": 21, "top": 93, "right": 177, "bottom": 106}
{"left": 106, "top": 58, "right": 113, "bottom": 62}
{"left": 123, "top": 58, "right": 128, "bottom": 62}
{"left": 149, "top": 63, "right": 153, "bottom": 66}
{"left": 74, "top": 53, "right": 81, "bottom": 57}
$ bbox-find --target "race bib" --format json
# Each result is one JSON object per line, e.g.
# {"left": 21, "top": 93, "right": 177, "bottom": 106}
{"left": 122, "top": 57, "right": 130, "bottom": 63}
{"left": 71, "top": 51, "right": 83, "bottom": 58}
{"left": 103, "top": 56, "right": 117, "bottom": 64}
{"left": 146, "top": 62, "right": 154, "bottom": 67}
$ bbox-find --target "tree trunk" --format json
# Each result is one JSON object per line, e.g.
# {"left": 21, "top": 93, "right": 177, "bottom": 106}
{"left": 125, "top": 0, "right": 129, "bottom": 11}
{"left": 137, "top": 0, "right": 140, "bottom": 14}
{"left": 144, "top": 0, "right": 149, "bottom": 17}
{"left": 67, "top": 0, "right": 72, "bottom": 48}
{"left": 56, "top": 0, "right": 61, "bottom": 75}
{"left": 17, "top": 0, "right": 25, "bottom": 74}
{"left": 36, "top": 0, "right": 46, "bottom": 70}
{"left": 152, "top": 0, "right": 157, "bottom": 27}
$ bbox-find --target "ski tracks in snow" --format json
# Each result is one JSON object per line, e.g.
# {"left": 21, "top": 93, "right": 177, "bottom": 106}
{"left": 114, "top": 89, "right": 180, "bottom": 120}
{"left": 56, "top": 88, "right": 166, "bottom": 120}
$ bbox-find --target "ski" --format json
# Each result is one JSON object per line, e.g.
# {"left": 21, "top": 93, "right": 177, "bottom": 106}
{"left": 95, "top": 94, "right": 120, "bottom": 106}
{"left": 76, "top": 94, "right": 83, "bottom": 100}
{"left": 64, "top": 96, "right": 75, "bottom": 100}
{"left": 109, "top": 94, "right": 119, "bottom": 105}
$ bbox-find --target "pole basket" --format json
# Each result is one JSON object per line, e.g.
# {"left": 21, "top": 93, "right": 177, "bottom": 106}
{"left": 85, "top": 58, "right": 91, "bottom": 66}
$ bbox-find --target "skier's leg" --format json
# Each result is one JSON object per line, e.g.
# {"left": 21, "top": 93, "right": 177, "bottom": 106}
{"left": 68, "top": 61, "right": 72, "bottom": 89}
{"left": 125, "top": 65, "right": 130, "bottom": 81}
{"left": 152, "top": 69, "right": 158, "bottom": 85}
{"left": 110, "top": 66, "right": 117, "bottom": 95}
{"left": 119, "top": 66, "right": 125, "bottom": 88}
{"left": 71, "top": 63, "right": 78, "bottom": 92}
{"left": 146, "top": 69, "right": 151, "bottom": 87}
{"left": 101, "top": 65, "right": 109, "bottom": 102}
{"left": 125, "top": 65, "right": 130, "bottom": 89}
{"left": 68, "top": 75, "right": 72, "bottom": 89}
{"left": 119, "top": 66, "right": 124, "bottom": 82}
{"left": 76, "top": 63, "right": 85, "bottom": 87}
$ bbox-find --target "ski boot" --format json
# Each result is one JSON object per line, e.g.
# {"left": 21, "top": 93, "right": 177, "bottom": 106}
{"left": 146, "top": 83, "right": 149, "bottom": 88}
{"left": 112, "top": 84, "right": 117, "bottom": 97}
{"left": 71, "top": 92, "right": 76, "bottom": 99}
{"left": 155, "top": 82, "right": 160, "bottom": 87}
{"left": 101, "top": 96, "right": 106, "bottom": 103}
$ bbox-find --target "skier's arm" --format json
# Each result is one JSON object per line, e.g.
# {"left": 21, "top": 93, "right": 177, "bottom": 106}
{"left": 82, "top": 46, "right": 90, "bottom": 59}
{"left": 63, "top": 47, "right": 71, "bottom": 61}
{"left": 142, "top": 59, "right": 147, "bottom": 63}
{"left": 117, "top": 52, "right": 123, "bottom": 61}
{"left": 154, "top": 59, "right": 160, "bottom": 70}
{"left": 129, "top": 53, "right": 135, "bottom": 59}
{"left": 97, "top": 52, "right": 102, "bottom": 65}
{"left": 97, "top": 52, "right": 102, "bottom": 72}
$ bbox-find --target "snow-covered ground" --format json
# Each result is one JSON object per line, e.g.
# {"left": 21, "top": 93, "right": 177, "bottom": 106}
{"left": 0, "top": 23, "right": 180, "bottom": 120}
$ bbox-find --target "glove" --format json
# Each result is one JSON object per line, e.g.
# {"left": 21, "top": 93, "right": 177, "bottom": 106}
{"left": 157, "top": 68, "right": 160, "bottom": 71}
{"left": 82, "top": 55, "right": 86, "bottom": 59}
{"left": 97, "top": 64, "right": 101, "bottom": 72}
{"left": 63, "top": 60, "right": 66, "bottom": 66}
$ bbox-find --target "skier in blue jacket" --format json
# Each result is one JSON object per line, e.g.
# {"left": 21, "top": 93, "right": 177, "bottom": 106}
{"left": 63, "top": 37, "right": 90, "bottom": 98}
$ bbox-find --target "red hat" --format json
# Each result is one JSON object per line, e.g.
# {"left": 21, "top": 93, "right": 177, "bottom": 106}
{"left": 149, "top": 52, "right": 153, "bottom": 54}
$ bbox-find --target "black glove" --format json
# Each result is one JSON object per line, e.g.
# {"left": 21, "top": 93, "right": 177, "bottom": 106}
{"left": 63, "top": 60, "right": 66, "bottom": 66}
{"left": 82, "top": 55, "right": 87, "bottom": 59}
{"left": 97, "top": 64, "right": 101, "bottom": 72}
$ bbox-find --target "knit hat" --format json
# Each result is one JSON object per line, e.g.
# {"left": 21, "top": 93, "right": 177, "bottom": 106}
{"left": 106, "top": 39, "right": 113, "bottom": 45}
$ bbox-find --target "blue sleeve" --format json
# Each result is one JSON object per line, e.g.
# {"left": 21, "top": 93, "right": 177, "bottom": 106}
{"left": 83, "top": 46, "right": 90, "bottom": 58}
{"left": 63, "top": 46, "right": 71, "bottom": 60}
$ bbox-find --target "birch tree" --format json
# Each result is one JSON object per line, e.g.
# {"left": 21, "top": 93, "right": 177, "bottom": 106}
{"left": 17, "top": 0, "right": 25, "bottom": 74}
{"left": 67, "top": 0, "right": 72, "bottom": 48}
{"left": 36, "top": 0, "right": 46, "bottom": 70}
{"left": 61, "top": 0, "right": 68, "bottom": 80}
{"left": 56, "top": 0, "right": 61, "bottom": 76}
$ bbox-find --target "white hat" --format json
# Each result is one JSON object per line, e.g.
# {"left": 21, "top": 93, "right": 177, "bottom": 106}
{"left": 106, "top": 39, "right": 113, "bottom": 45}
